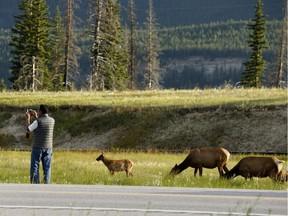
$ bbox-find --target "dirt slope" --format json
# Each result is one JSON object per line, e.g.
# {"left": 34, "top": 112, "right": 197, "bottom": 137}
{"left": 0, "top": 106, "right": 287, "bottom": 153}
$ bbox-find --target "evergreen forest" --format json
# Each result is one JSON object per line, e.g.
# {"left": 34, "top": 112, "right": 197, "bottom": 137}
{"left": 0, "top": 0, "right": 286, "bottom": 90}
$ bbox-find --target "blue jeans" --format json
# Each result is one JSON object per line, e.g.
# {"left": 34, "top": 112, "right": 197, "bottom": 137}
{"left": 30, "top": 148, "right": 52, "bottom": 184}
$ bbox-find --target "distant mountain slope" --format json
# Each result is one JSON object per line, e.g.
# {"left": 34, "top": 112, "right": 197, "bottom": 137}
{"left": 0, "top": 0, "right": 285, "bottom": 28}
{"left": 118, "top": 0, "right": 285, "bottom": 27}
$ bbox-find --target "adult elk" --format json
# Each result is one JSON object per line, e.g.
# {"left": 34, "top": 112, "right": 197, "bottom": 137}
{"left": 223, "top": 156, "right": 285, "bottom": 180}
{"left": 169, "top": 147, "right": 230, "bottom": 177}
{"left": 96, "top": 152, "right": 134, "bottom": 177}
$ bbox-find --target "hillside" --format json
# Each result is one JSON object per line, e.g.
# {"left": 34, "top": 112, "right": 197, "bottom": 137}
{"left": 0, "top": 0, "right": 284, "bottom": 28}
{"left": 0, "top": 105, "right": 287, "bottom": 153}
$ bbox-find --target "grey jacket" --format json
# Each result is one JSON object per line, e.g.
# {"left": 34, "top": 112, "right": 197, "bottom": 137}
{"left": 32, "top": 114, "right": 55, "bottom": 148}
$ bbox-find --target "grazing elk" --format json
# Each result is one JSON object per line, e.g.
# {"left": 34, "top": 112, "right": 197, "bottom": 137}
{"left": 169, "top": 147, "right": 230, "bottom": 177}
{"left": 223, "top": 156, "right": 285, "bottom": 180}
{"left": 96, "top": 152, "right": 134, "bottom": 177}
{"left": 276, "top": 170, "right": 288, "bottom": 182}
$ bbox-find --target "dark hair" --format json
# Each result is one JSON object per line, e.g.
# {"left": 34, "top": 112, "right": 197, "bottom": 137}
{"left": 39, "top": 104, "right": 48, "bottom": 114}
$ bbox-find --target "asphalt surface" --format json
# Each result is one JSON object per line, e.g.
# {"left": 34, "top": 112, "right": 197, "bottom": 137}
{"left": 0, "top": 184, "right": 287, "bottom": 216}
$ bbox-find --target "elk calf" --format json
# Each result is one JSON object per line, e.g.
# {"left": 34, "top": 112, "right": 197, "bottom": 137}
{"left": 96, "top": 152, "right": 134, "bottom": 177}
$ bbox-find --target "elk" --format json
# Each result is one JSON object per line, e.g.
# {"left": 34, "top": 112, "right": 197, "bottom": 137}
{"left": 96, "top": 152, "right": 134, "bottom": 177}
{"left": 223, "top": 156, "right": 285, "bottom": 180}
{"left": 276, "top": 170, "right": 288, "bottom": 182}
{"left": 169, "top": 147, "right": 230, "bottom": 177}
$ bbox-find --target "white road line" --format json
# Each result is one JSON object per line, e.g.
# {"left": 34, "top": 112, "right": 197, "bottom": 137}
{"left": 0, "top": 205, "right": 285, "bottom": 216}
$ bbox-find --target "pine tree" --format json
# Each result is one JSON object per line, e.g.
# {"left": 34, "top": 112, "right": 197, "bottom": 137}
{"left": 127, "top": 0, "right": 137, "bottom": 89}
{"left": 89, "top": 0, "right": 128, "bottom": 91}
{"left": 104, "top": 0, "right": 128, "bottom": 90}
{"left": 63, "top": 0, "right": 79, "bottom": 90}
{"left": 49, "top": 7, "right": 65, "bottom": 91}
{"left": 10, "top": 0, "right": 51, "bottom": 91}
{"left": 240, "top": 0, "right": 268, "bottom": 88}
{"left": 276, "top": 0, "right": 287, "bottom": 88}
{"left": 88, "top": 0, "right": 104, "bottom": 90}
{"left": 144, "top": 0, "right": 162, "bottom": 89}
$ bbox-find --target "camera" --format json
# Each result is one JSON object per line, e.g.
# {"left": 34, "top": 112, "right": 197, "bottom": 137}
{"left": 26, "top": 109, "right": 34, "bottom": 114}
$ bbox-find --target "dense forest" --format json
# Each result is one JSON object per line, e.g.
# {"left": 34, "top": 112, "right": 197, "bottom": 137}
{"left": 0, "top": 0, "right": 284, "bottom": 28}
{"left": 0, "top": 0, "right": 286, "bottom": 89}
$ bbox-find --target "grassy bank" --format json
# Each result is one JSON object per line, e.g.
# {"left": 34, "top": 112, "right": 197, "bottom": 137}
{"left": 0, "top": 151, "right": 286, "bottom": 190}
{"left": 0, "top": 88, "right": 287, "bottom": 109}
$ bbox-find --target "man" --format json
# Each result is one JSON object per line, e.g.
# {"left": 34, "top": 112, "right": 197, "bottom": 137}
{"left": 26, "top": 104, "right": 55, "bottom": 184}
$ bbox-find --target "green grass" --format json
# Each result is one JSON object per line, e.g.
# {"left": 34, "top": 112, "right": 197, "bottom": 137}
{"left": 0, "top": 88, "right": 287, "bottom": 109}
{"left": 0, "top": 151, "right": 286, "bottom": 190}
{"left": 0, "top": 89, "right": 286, "bottom": 189}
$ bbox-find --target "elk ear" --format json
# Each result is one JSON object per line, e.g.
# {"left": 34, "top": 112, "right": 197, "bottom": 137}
{"left": 174, "top": 163, "right": 178, "bottom": 167}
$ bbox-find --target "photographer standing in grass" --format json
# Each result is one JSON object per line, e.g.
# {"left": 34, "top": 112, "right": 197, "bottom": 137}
{"left": 26, "top": 104, "right": 55, "bottom": 184}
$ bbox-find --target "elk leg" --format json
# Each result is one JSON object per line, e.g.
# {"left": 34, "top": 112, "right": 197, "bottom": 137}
{"left": 194, "top": 168, "right": 198, "bottom": 177}
{"left": 199, "top": 167, "right": 203, "bottom": 176}
{"left": 218, "top": 166, "right": 224, "bottom": 176}
{"left": 223, "top": 164, "right": 229, "bottom": 173}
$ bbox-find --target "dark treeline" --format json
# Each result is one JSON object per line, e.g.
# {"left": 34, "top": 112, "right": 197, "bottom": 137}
{"left": 0, "top": 19, "right": 283, "bottom": 89}
{"left": 151, "top": 20, "right": 281, "bottom": 58}
{"left": 0, "top": 0, "right": 284, "bottom": 42}
{"left": 0, "top": 0, "right": 284, "bottom": 28}
{"left": 0, "top": 0, "right": 285, "bottom": 89}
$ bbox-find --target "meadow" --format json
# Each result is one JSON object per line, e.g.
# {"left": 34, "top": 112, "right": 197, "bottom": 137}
{"left": 0, "top": 150, "right": 286, "bottom": 190}
{"left": 0, "top": 88, "right": 287, "bottom": 189}
{"left": 0, "top": 88, "right": 287, "bottom": 109}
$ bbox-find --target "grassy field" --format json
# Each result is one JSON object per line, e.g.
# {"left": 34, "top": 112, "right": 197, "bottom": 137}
{"left": 0, "top": 151, "right": 286, "bottom": 190}
{"left": 0, "top": 89, "right": 286, "bottom": 189}
{"left": 0, "top": 88, "right": 287, "bottom": 109}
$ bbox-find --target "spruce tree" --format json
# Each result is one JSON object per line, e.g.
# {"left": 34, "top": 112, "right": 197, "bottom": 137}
{"left": 103, "top": 0, "right": 128, "bottom": 90}
{"left": 240, "top": 0, "right": 268, "bottom": 88}
{"left": 127, "top": 0, "right": 137, "bottom": 90}
{"left": 49, "top": 7, "right": 65, "bottom": 91}
{"left": 63, "top": 0, "right": 79, "bottom": 90}
{"left": 89, "top": 0, "right": 128, "bottom": 91}
{"left": 88, "top": 0, "right": 105, "bottom": 90}
{"left": 144, "top": 0, "right": 162, "bottom": 89}
{"left": 10, "top": 0, "right": 51, "bottom": 91}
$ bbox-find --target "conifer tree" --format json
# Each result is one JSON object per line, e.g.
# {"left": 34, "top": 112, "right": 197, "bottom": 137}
{"left": 103, "top": 0, "right": 128, "bottom": 90}
{"left": 127, "top": 0, "right": 137, "bottom": 89}
{"left": 276, "top": 0, "right": 287, "bottom": 88}
{"left": 240, "top": 0, "right": 268, "bottom": 88}
{"left": 144, "top": 0, "right": 162, "bottom": 89}
{"left": 49, "top": 7, "right": 65, "bottom": 91}
{"left": 88, "top": 0, "right": 107, "bottom": 90}
{"left": 63, "top": 0, "right": 79, "bottom": 90}
{"left": 10, "top": 0, "right": 51, "bottom": 91}
{"left": 89, "top": 0, "right": 128, "bottom": 91}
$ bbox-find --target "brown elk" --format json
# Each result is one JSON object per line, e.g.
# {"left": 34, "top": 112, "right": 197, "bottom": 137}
{"left": 277, "top": 170, "right": 288, "bottom": 182}
{"left": 96, "top": 152, "right": 134, "bottom": 177}
{"left": 223, "top": 156, "right": 285, "bottom": 180}
{"left": 169, "top": 147, "right": 230, "bottom": 177}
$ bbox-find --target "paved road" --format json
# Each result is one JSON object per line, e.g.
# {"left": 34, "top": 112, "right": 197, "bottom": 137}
{"left": 0, "top": 184, "right": 286, "bottom": 216}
